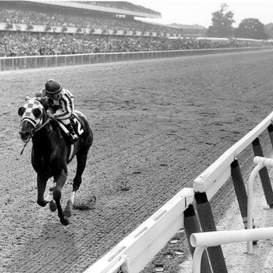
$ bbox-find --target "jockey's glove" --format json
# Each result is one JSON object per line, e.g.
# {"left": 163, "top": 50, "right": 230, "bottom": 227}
{"left": 46, "top": 110, "right": 55, "bottom": 119}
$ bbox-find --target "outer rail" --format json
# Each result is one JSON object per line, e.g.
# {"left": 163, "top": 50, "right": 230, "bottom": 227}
{"left": 0, "top": 47, "right": 271, "bottom": 71}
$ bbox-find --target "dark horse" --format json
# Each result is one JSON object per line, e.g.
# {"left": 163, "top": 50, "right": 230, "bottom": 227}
{"left": 18, "top": 97, "right": 93, "bottom": 225}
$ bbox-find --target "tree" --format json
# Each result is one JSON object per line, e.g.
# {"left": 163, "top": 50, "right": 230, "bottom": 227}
{"left": 235, "top": 18, "right": 267, "bottom": 39}
{"left": 207, "top": 3, "right": 235, "bottom": 37}
{"left": 264, "top": 23, "right": 273, "bottom": 39}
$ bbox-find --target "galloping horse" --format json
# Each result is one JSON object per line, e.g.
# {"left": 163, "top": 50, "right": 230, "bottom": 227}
{"left": 18, "top": 97, "right": 93, "bottom": 225}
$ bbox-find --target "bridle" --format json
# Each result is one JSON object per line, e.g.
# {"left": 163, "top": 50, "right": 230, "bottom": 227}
{"left": 31, "top": 116, "right": 51, "bottom": 135}
{"left": 20, "top": 114, "right": 52, "bottom": 155}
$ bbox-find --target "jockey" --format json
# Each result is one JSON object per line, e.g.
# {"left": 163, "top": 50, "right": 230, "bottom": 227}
{"left": 38, "top": 79, "right": 79, "bottom": 142}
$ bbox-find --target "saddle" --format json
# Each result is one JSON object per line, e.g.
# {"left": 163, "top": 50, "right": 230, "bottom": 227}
{"left": 56, "top": 111, "right": 85, "bottom": 144}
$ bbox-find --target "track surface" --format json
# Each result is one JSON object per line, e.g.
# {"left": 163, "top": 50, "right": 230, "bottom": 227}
{"left": 1, "top": 50, "right": 273, "bottom": 273}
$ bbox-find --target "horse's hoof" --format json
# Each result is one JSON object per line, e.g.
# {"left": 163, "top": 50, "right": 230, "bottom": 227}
{"left": 89, "top": 195, "right": 97, "bottom": 208}
{"left": 37, "top": 200, "right": 48, "bottom": 207}
{"left": 61, "top": 217, "right": 69, "bottom": 226}
{"left": 49, "top": 200, "right": 57, "bottom": 212}
{"left": 91, "top": 195, "right": 97, "bottom": 203}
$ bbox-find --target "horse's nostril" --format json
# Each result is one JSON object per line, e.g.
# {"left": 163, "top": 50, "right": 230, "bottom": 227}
{"left": 19, "top": 131, "right": 29, "bottom": 140}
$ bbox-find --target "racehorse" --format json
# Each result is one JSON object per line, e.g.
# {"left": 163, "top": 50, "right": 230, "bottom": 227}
{"left": 18, "top": 97, "right": 93, "bottom": 225}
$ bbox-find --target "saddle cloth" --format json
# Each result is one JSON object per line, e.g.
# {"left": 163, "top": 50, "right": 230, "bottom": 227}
{"left": 55, "top": 111, "right": 86, "bottom": 162}
{"left": 56, "top": 111, "right": 85, "bottom": 138}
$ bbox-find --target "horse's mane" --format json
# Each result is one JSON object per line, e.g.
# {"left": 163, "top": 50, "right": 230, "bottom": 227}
{"left": 37, "top": 97, "right": 49, "bottom": 110}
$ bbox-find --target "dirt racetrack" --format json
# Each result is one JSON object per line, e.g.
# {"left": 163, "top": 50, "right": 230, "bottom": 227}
{"left": 1, "top": 49, "right": 273, "bottom": 273}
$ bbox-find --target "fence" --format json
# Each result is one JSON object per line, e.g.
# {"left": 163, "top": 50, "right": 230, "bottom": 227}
{"left": 83, "top": 108, "right": 273, "bottom": 273}
{"left": 84, "top": 188, "right": 194, "bottom": 273}
{"left": 0, "top": 47, "right": 271, "bottom": 71}
{"left": 190, "top": 227, "right": 273, "bottom": 273}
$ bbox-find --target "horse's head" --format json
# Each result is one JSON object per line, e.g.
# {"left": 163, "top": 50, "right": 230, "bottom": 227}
{"left": 18, "top": 97, "right": 46, "bottom": 143}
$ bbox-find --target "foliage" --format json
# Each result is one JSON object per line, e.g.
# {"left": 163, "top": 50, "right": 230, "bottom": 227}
{"left": 235, "top": 18, "right": 267, "bottom": 40}
{"left": 207, "top": 3, "right": 235, "bottom": 37}
{"left": 264, "top": 23, "right": 273, "bottom": 39}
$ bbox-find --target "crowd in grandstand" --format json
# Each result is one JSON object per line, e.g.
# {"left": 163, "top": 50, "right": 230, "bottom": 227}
{"left": 0, "top": 32, "right": 181, "bottom": 56}
{"left": 1, "top": 31, "right": 267, "bottom": 57}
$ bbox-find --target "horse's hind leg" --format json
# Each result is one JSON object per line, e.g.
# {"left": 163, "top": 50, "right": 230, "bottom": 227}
{"left": 64, "top": 150, "right": 93, "bottom": 216}
{"left": 53, "top": 169, "right": 69, "bottom": 226}
{"left": 73, "top": 151, "right": 89, "bottom": 192}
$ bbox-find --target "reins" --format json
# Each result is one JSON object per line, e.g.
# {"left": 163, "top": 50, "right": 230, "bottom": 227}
{"left": 32, "top": 117, "right": 52, "bottom": 134}
{"left": 20, "top": 138, "right": 31, "bottom": 155}
{"left": 20, "top": 117, "right": 52, "bottom": 155}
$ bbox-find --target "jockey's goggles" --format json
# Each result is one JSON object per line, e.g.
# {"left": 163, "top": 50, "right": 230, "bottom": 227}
{"left": 48, "top": 92, "right": 61, "bottom": 100}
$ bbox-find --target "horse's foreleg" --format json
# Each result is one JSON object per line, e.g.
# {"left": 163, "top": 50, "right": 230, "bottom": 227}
{"left": 53, "top": 169, "right": 69, "bottom": 226}
{"left": 37, "top": 175, "right": 48, "bottom": 207}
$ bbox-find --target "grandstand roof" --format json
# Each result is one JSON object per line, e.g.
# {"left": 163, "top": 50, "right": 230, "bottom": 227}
{"left": 24, "top": 0, "right": 161, "bottom": 18}
{"left": 77, "top": 1, "right": 160, "bottom": 16}
{"left": 169, "top": 23, "right": 206, "bottom": 30}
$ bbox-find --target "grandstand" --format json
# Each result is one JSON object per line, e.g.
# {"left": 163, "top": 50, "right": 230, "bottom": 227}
{"left": 0, "top": 0, "right": 186, "bottom": 56}
{"left": 0, "top": 1, "right": 271, "bottom": 57}
{"left": 0, "top": 1, "right": 174, "bottom": 35}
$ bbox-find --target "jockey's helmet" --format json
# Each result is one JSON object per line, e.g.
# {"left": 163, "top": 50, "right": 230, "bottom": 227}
{"left": 45, "top": 79, "right": 62, "bottom": 95}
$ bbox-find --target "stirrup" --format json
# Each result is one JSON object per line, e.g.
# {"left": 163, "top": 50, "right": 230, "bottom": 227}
{"left": 69, "top": 134, "right": 79, "bottom": 143}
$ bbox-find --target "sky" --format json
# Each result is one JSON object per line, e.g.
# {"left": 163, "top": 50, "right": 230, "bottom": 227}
{"left": 126, "top": 0, "right": 273, "bottom": 27}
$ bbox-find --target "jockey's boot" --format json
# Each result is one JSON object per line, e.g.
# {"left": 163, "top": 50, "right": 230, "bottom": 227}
{"left": 66, "top": 123, "right": 79, "bottom": 143}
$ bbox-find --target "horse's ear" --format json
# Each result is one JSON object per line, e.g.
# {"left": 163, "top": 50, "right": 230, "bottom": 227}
{"left": 38, "top": 97, "right": 49, "bottom": 109}
{"left": 32, "top": 108, "right": 42, "bottom": 119}
{"left": 18, "top": 106, "right": 25, "bottom": 116}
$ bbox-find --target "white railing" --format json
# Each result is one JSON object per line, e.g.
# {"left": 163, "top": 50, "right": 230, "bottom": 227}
{"left": 246, "top": 156, "right": 273, "bottom": 252}
{"left": 190, "top": 227, "right": 273, "bottom": 273}
{"left": 83, "top": 188, "right": 193, "bottom": 273}
{"left": 0, "top": 47, "right": 270, "bottom": 71}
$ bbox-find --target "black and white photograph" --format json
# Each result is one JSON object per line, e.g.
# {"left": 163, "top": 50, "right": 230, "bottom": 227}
{"left": 1, "top": 1, "right": 273, "bottom": 272}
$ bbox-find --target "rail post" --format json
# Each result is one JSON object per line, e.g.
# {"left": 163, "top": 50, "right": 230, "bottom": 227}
{"left": 194, "top": 192, "right": 228, "bottom": 273}
{"left": 267, "top": 124, "right": 273, "bottom": 149}
{"left": 247, "top": 156, "right": 273, "bottom": 252}
{"left": 246, "top": 162, "right": 261, "bottom": 253}
{"left": 183, "top": 204, "right": 212, "bottom": 273}
{"left": 252, "top": 137, "right": 273, "bottom": 207}
{"left": 231, "top": 159, "right": 248, "bottom": 227}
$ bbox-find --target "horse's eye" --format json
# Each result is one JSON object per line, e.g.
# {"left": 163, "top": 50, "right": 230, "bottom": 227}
{"left": 32, "top": 108, "right": 42, "bottom": 118}
{"left": 18, "top": 107, "right": 25, "bottom": 116}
